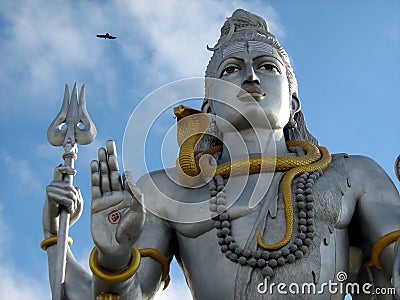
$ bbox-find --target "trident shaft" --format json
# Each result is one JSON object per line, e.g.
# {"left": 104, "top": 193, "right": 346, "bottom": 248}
{"left": 47, "top": 83, "right": 96, "bottom": 299}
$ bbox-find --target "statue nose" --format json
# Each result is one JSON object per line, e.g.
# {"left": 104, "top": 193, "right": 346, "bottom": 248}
{"left": 242, "top": 62, "right": 260, "bottom": 86}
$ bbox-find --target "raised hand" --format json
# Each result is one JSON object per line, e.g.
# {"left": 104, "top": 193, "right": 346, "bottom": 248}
{"left": 43, "top": 166, "right": 83, "bottom": 238}
{"left": 90, "top": 140, "right": 145, "bottom": 270}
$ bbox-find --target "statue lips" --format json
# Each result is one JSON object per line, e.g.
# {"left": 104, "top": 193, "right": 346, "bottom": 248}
{"left": 237, "top": 85, "right": 266, "bottom": 102}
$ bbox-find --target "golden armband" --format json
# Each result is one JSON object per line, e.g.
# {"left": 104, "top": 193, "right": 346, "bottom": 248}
{"left": 89, "top": 246, "right": 141, "bottom": 284}
{"left": 40, "top": 236, "right": 73, "bottom": 250}
{"left": 91, "top": 246, "right": 171, "bottom": 300}
{"left": 139, "top": 248, "right": 171, "bottom": 290}
{"left": 365, "top": 230, "right": 400, "bottom": 269}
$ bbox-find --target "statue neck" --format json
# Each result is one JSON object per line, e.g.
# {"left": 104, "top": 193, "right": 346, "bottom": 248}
{"left": 218, "top": 128, "right": 290, "bottom": 164}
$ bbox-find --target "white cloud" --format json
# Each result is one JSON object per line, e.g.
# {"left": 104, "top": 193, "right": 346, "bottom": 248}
{"left": 0, "top": 205, "right": 49, "bottom": 299}
{"left": 0, "top": 0, "right": 116, "bottom": 111}
{"left": 0, "top": 266, "right": 48, "bottom": 299}
{"left": 118, "top": 0, "right": 283, "bottom": 84}
{"left": 76, "top": 246, "right": 92, "bottom": 274}
{"left": 0, "top": 205, "right": 9, "bottom": 257}
{"left": 2, "top": 152, "right": 41, "bottom": 193}
{"left": 0, "top": 0, "right": 284, "bottom": 116}
{"left": 153, "top": 282, "right": 192, "bottom": 300}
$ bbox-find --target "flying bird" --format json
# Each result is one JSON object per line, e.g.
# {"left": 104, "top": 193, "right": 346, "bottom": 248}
{"left": 96, "top": 33, "right": 117, "bottom": 40}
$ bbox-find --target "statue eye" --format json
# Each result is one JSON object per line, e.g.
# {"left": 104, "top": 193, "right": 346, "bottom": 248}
{"left": 258, "top": 63, "right": 280, "bottom": 73}
{"left": 221, "top": 65, "right": 241, "bottom": 76}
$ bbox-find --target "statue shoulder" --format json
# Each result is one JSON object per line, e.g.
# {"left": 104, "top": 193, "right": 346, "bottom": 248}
{"left": 136, "top": 167, "right": 181, "bottom": 195}
{"left": 342, "top": 154, "right": 399, "bottom": 199}
{"left": 343, "top": 154, "right": 389, "bottom": 181}
{"left": 332, "top": 154, "right": 399, "bottom": 229}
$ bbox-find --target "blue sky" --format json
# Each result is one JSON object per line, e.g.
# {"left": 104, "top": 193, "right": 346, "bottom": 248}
{"left": 0, "top": 0, "right": 399, "bottom": 299}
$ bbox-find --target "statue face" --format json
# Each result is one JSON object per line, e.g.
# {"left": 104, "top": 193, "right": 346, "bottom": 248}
{"left": 209, "top": 42, "right": 290, "bottom": 132}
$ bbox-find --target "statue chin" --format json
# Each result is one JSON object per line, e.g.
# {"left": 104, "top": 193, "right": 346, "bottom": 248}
{"left": 241, "top": 108, "right": 287, "bottom": 132}
{"left": 220, "top": 106, "right": 288, "bottom": 133}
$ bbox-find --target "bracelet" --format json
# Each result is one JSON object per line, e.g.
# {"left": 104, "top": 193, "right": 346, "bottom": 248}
{"left": 89, "top": 246, "right": 141, "bottom": 284}
{"left": 139, "top": 248, "right": 171, "bottom": 290}
{"left": 365, "top": 230, "right": 400, "bottom": 269}
{"left": 40, "top": 236, "right": 73, "bottom": 250}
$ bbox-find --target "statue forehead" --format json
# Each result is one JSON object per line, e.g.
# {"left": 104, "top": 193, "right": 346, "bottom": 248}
{"left": 220, "top": 40, "right": 283, "bottom": 66}
{"left": 222, "top": 40, "right": 274, "bottom": 58}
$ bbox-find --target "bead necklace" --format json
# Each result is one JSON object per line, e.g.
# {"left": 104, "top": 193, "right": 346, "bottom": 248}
{"left": 209, "top": 169, "right": 323, "bottom": 279}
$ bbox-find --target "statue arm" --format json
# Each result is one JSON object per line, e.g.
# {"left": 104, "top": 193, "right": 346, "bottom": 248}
{"left": 43, "top": 244, "right": 92, "bottom": 299}
{"left": 42, "top": 165, "right": 92, "bottom": 299}
{"left": 133, "top": 172, "right": 177, "bottom": 298}
{"left": 43, "top": 179, "right": 173, "bottom": 300}
{"left": 43, "top": 142, "right": 176, "bottom": 299}
{"left": 135, "top": 212, "right": 175, "bottom": 298}
{"left": 89, "top": 142, "right": 175, "bottom": 299}
{"left": 347, "top": 155, "right": 400, "bottom": 284}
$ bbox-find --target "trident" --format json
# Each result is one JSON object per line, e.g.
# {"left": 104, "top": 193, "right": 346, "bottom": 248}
{"left": 47, "top": 83, "right": 97, "bottom": 299}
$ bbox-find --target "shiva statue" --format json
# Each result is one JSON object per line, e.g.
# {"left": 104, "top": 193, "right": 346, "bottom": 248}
{"left": 42, "top": 9, "right": 400, "bottom": 299}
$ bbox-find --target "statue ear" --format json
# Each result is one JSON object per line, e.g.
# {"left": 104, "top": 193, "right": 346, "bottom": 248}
{"left": 291, "top": 96, "right": 301, "bottom": 115}
{"left": 201, "top": 100, "right": 214, "bottom": 113}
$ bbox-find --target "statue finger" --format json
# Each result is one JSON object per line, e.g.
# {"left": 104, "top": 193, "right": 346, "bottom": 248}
{"left": 98, "top": 147, "right": 107, "bottom": 163}
{"left": 106, "top": 140, "right": 119, "bottom": 169}
{"left": 53, "top": 164, "right": 64, "bottom": 180}
{"left": 71, "top": 186, "right": 81, "bottom": 211}
{"left": 100, "top": 161, "right": 111, "bottom": 193}
{"left": 123, "top": 171, "right": 143, "bottom": 201}
{"left": 47, "top": 184, "right": 80, "bottom": 202}
{"left": 110, "top": 171, "right": 122, "bottom": 191}
{"left": 90, "top": 160, "right": 101, "bottom": 186}
{"left": 106, "top": 142, "right": 121, "bottom": 190}
{"left": 46, "top": 184, "right": 77, "bottom": 198}
{"left": 46, "top": 191, "right": 75, "bottom": 213}
{"left": 48, "top": 180, "right": 73, "bottom": 189}
{"left": 92, "top": 185, "right": 102, "bottom": 200}
{"left": 76, "top": 187, "right": 83, "bottom": 210}
{"left": 108, "top": 155, "right": 119, "bottom": 174}
{"left": 70, "top": 188, "right": 83, "bottom": 225}
{"left": 91, "top": 160, "right": 102, "bottom": 199}
{"left": 130, "top": 190, "right": 144, "bottom": 216}
{"left": 53, "top": 165, "right": 76, "bottom": 181}
{"left": 98, "top": 147, "right": 111, "bottom": 193}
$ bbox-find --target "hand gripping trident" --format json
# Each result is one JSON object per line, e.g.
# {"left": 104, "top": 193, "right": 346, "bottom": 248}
{"left": 47, "top": 83, "right": 96, "bottom": 299}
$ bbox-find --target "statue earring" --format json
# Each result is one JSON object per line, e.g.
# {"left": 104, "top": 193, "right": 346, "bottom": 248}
{"left": 207, "top": 115, "right": 218, "bottom": 137}
{"left": 288, "top": 113, "right": 297, "bottom": 130}
{"left": 288, "top": 95, "right": 299, "bottom": 130}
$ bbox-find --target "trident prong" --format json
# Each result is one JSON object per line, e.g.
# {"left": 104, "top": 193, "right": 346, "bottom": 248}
{"left": 47, "top": 83, "right": 96, "bottom": 300}
{"left": 48, "top": 83, "right": 97, "bottom": 148}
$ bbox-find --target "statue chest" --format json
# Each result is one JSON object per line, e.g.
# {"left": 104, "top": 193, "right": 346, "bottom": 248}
{"left": 173, "top": 155, "right": 349, "bottom": 300}
{"left": 174, "top": 155, "right": 347, "bottom": 240}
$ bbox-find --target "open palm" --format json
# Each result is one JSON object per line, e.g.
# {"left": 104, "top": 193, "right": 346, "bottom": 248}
{"left": 90, "top": 140, "right": 145, "bottom": 261}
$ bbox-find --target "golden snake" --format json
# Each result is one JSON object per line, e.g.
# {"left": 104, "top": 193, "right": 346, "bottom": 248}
{"left": 365, "top": 230, "right": 400, "bottom": 269}
{"left": 174, "top": 105, "right": 332, "bottom": 250}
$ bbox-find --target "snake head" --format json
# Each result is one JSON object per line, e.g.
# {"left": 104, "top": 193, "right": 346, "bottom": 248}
{"left": 173, "top": 105, "right": 203, "bottom": 121}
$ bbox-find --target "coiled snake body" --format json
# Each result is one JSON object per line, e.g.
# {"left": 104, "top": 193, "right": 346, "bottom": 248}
{"left": 174, "top": 105, "right": 331, "bottom": 250}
